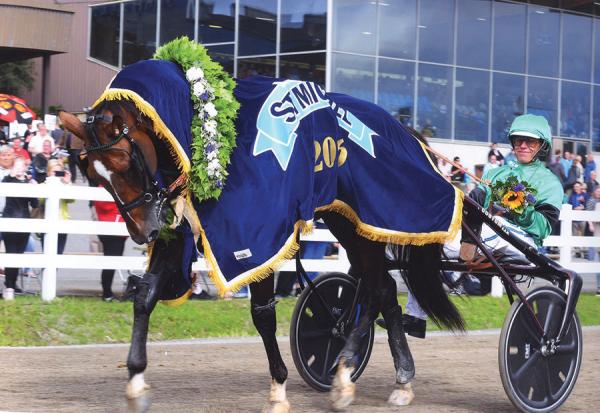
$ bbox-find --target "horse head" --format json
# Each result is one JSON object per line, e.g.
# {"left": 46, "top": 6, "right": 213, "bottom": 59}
{"left": 59, "top": 102, "right": 168, "bottom": 244}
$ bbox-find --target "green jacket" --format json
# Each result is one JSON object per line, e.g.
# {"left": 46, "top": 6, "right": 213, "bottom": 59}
{"left": 478, "top": 160, "right": 563, "bottom": 246}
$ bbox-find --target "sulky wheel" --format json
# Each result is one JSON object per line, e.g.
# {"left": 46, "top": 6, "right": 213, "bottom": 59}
{"left": 499, "top": 286, "right": 583, "bottom": 413}
{"left": 290, "top": 272, "right": 374, "bottom": 392}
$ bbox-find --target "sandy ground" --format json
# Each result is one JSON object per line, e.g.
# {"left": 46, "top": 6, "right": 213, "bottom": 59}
{"left": 0, "top": 328, "right": 598, "bottom": 413}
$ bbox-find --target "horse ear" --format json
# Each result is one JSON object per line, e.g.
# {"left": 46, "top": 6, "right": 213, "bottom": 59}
{"left": 58, "top": 111, "right": 89, "bottom": 144}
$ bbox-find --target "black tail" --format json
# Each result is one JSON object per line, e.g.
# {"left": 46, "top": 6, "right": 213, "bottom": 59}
{"left": 402, "top": 244, "right": 465, "bottom": 332}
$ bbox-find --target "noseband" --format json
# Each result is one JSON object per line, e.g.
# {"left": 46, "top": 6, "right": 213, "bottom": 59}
{"left": 83, "top": 114, "right": 170, "bottom": 217}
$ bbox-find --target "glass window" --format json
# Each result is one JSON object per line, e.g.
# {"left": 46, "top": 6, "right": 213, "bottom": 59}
{"left": 122, "top": 1, "right": 157, "bottom": 66}
{"left": 456, "top": 0, "right": 491, "bottom": 69}
{"left": 527, "top": 77, "right": 558, "bottom": 137}
{"left": 596, "top": 19, "right": 600, "bottom": 83}
{"left": 280, "top": 0, "right": 326, "bottom": 53}
{"left": 418, "top": 0, "right": 455, "bottom": 64}
{"left": 206, "top": 43, "right": 234, "bottom": 75}
{"left": 279, "top": 53, "right": 326, "bottom": 85}
{"left": 332, "top": 0, "right": 377, "bottom": 55}
{"left": 90, "top": 3, "right": 120, "bottom": 67}
{"left": 527, "top": 5, "right": 559, "bottom": 77}
{"left": 238, "top": 0, "right": 276, "bottom": 56}
{"left": 416, "top": 63, "right": 452, "bottom": 139}
{"left": 377, "top": 59, "right": 415, "bottom": 127}
{"left": 198, "top": 0, "right": 236, "bottom": 44}
{"left": 237, "top": 56, "right": 276, "bottom": 78}
{"left": 331, "top": 53, "right": 375, "bottom": 102}
{"left": 378, "top": 0, "right": 417, "bottom": 60}
{"left": 160, "top": 0, "right": 195, "bottom": 45}
{"left": 493, "top": 1, "right": 526, "bottom": 73}
{"left": 529, "top": 1, "right": 559, "bottom": 6}
{"left": 593, "top": 86, "right": 600, "bottom": 152}
{"left": 455, "top": 68, "right": 489, "bottom": 142}
{"left": 562, "top": 13, "right": 592, "bottom": 82}
{"left": 560, "top": 81, "right": 590, "bottom": 139}
{"left": 491, "top": 73, "right": 524, "bottom": 143}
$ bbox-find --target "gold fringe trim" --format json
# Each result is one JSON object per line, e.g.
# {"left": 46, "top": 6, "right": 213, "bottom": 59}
{"left": 317, "top": 198, "right": 462, "bottom": 246}
{"left": 160, "top": 288, "right": 193, "bottom": 307}
{"left": 92, "top": 88, "right": 191, "bottom": 186}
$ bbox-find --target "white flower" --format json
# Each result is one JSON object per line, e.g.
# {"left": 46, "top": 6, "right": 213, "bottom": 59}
{"left": 186, "top": 67, "right": 204, "bottom": 82}
{"left": 204, "top": 102, "right": 218, "bottom": 118}
{"left": 204, "top": 119, "right": 218, "bottom": 135}
{"left": 193, "top": 81, "right": 206, "bottom": 97}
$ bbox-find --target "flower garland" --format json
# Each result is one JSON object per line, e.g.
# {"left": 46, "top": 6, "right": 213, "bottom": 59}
{"left": 490, "top": 175, "right": 537, "bottom": 215}
{"left": 154, "top": 37, "right": 240, "bottom": 202}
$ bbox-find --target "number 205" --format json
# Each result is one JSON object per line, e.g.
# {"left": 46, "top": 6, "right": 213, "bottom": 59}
{"left": 314, "top": 137, "right": 347, "bottom": 172}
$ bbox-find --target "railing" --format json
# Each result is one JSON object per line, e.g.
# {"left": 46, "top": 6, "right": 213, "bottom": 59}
{"left": 1, "top": 181, "right": 598, "bottom": 301}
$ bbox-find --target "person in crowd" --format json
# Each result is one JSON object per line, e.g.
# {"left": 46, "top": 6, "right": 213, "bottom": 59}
{"left": 483, "top": 154, "right": 500, "bottom": 175}
{"left": 585, "top": 186, "right": 600, "bottom": 296}
{"left": 437, "top": 158, "right": 452, "bottom": 181}
{"left": 574, "top": 155, "right": 584, "bottom": 184}
{"left": 403, "top": 114, "right": 563, "bottom": 337}
{"left": 568, "top": 182, "right": 588, "bottom": 236}
{"left": 561, "top": 151, "right": 573, "bottom": 177}
{"left": 39, "top": 160, "right": 73, "bottom": 255}
{"left": 487, "top": 142, "right": 505, "bottom": 165}
{"left": 584, "top": 153, "right": 596, "bottom": 184}
{"left": 450, "top": 156, "right": 466, "bottom": 183}
{"left": 0, "top": 145, "right": 15, "bottom": 181}
{"left": 552, "top": 149, "right": 562, "bottom": 165}
{"left": 586, "top": 170, "right": 599, "bottom": 193}
{"left": 28, "top": 124, "right": 54, "bottom": 157}
{"left": 64, "top": 130, "right": 83, "bottom": 182}
{"left": 504, "top": 147, "right": 517, "bottom": 165}
{"left": 10, "top": 137, "right": 30, "bottom": 162}
{"left": 1, "top": 157, "right": 39, "bottom": 300}
{"left": 23, "top": 123, "right": 35, "bottom": 149}
{"left": 94, "top": 193, "right": 128, "bottom": 301}
{"left": 564, "top": 156, "right": 583, "bottom": 193}
{"left": 547, "top": 151, "right": 567, "bottom": 187}
{"left": 32, "top": 139, "right": 56, "bottom": 183}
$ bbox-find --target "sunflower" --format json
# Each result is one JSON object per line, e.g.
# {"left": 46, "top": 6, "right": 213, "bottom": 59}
{"left": 502, "top": 190, "right": 525, "bottom": 210}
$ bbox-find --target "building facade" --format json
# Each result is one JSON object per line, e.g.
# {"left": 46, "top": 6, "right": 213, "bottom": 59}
{"left": 24, "top": 0, "right": 600, "bottom": 167}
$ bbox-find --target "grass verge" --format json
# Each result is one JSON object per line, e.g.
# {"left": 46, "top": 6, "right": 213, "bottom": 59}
{"left": 1, "top": 293, "right": 598, "bottom": 346}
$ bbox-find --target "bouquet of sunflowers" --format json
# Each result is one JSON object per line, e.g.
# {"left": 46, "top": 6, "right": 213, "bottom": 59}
{"left": 490, "top": 175, "right": 537, "bottom": 215}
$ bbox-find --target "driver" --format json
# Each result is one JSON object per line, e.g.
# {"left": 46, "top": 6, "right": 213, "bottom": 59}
{"left": 403, "top": 114, "right": 564, "bottom": 338}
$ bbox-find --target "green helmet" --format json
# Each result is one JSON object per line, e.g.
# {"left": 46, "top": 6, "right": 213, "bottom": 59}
{"left": 508, "top": 114, "right": 552, "bottom": 158}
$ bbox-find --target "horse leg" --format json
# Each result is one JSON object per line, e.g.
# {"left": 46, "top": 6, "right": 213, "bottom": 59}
{"left": 380, "top": 272, "right": 415, "bottom": 406}
{"left": 249, "top": 276, "right": 290, "bottom": 413}
{"left": 126, "top": 236, "right": 182, "bottom": 399}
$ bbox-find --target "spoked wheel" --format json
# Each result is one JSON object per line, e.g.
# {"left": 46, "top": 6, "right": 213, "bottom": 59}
{"left": 499, "top": 286, "right": 583, "bottom": 413}
{"left": 290, "top": 272, "right": 374, "bottom": 392}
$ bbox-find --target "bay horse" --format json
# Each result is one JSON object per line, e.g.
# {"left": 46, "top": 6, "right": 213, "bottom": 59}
{"left": 58, "top": 83, "right": 464, "bottom": 412}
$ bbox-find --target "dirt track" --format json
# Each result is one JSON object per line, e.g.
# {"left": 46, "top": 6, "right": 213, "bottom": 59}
{"left": 0, "top": 329, "right": 598, "bottom": 413}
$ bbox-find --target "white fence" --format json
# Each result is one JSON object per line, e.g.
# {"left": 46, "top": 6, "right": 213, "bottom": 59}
{"left": 1, "top": 181, "right": 598, "bottom": 301}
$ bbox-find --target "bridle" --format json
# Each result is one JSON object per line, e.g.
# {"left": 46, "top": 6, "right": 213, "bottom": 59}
{"left": 83, "top": 113, "right": 171, "bottom": 218}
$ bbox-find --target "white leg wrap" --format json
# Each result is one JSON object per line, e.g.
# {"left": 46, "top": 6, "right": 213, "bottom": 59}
{"left": 330, "top": 361, "right": 356, "bottom": 411}
{"left": 126, "top": 373, "right": 150, "bottom": 399}
{"left": 262, "top": 379, "right": 290, "bottom": 413}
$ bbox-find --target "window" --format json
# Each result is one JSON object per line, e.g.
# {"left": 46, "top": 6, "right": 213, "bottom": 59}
{"left": 122, "top": 0, "right": 157, "bottom": 67}
{"left": 560, "top": 81, "right": 590, "bottom": 139}
{"left": 378, "top": 0, "right": 417, "bottom": 60}
{"left": 280, "top": 0, "right": 326, "bottom": 53}
{"left": 332, "top": 0, "right": 377, "bottom": 55}
{"left": 527, "top": 5, "right": 559, "bottom": 78}
{"left": 160, "top": 0, "right": 195, "bottom": 45}
{"left": 90, "top": 3, "right": 120, "bottom": 67}
{"left": 279, "top": 53, "right": 326, "bottom": 84}
{"left": 527, "top": 77, "right": 558, "bottom": 136}
{"left": 594, "top": 19, "right": 600, "bottom": 84}
{"left": 561, "top": 12, "right": 592, "bottom": 82}
{"left": 455, "top": 68, "right": 489, "bottom": 142}
{"left": 198, "top": 0, "right": 236, "bottom": 44}
{"left": 417, "top": 63, "right": 452, "bottom": 139}
{"left": 456, "top": 0, "right": 491, "bottom": 69}
{"left": 206, "top": 44, "right": 234, "bottom": 75}
{"left": 491, "top": 73, "right": 524, "bottom": 143}
{"left": 238, "top": 0, "right": 276, "bottom": 56}
{"left": 377, "top": 58, "right": 414, "bottom": 127}
{"left": 593, "top": 86, "right": 600, "bottom": 152}
{"left": 331, "top": 53, "right": 375, "bottom": 102}
{"left": 418, "top": 0, "right": 455, "bottom": 64}
{"left": 493, "top": 1, "right": 526, "bottom": 73}
{"left": 237, "top": 56, "right": 276, "bottom": 78}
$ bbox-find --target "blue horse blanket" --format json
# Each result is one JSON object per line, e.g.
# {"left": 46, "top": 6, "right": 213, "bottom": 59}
{"left": 93, "top": 61, "right": 463, "bottom": 300}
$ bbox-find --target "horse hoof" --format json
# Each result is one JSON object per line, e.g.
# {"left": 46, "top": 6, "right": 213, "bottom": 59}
{"left": 330, "top": 386, "right": 355, "bottom": 412}
{"left": 126, "top": 373, "right": 151, "bottom": 399}
{"left": 388, "top": 383, "right": 414, "bottom": 406}
{"left": 261, "top": 399, "right": 291, "bottom": 413}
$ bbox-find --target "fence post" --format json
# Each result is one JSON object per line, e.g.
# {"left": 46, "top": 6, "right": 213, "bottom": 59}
{"left": 559, "top": 204, "right": 573, "bottom": 268}
{"left": 41, "top": 178, "right": 60, "bottom": 301}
